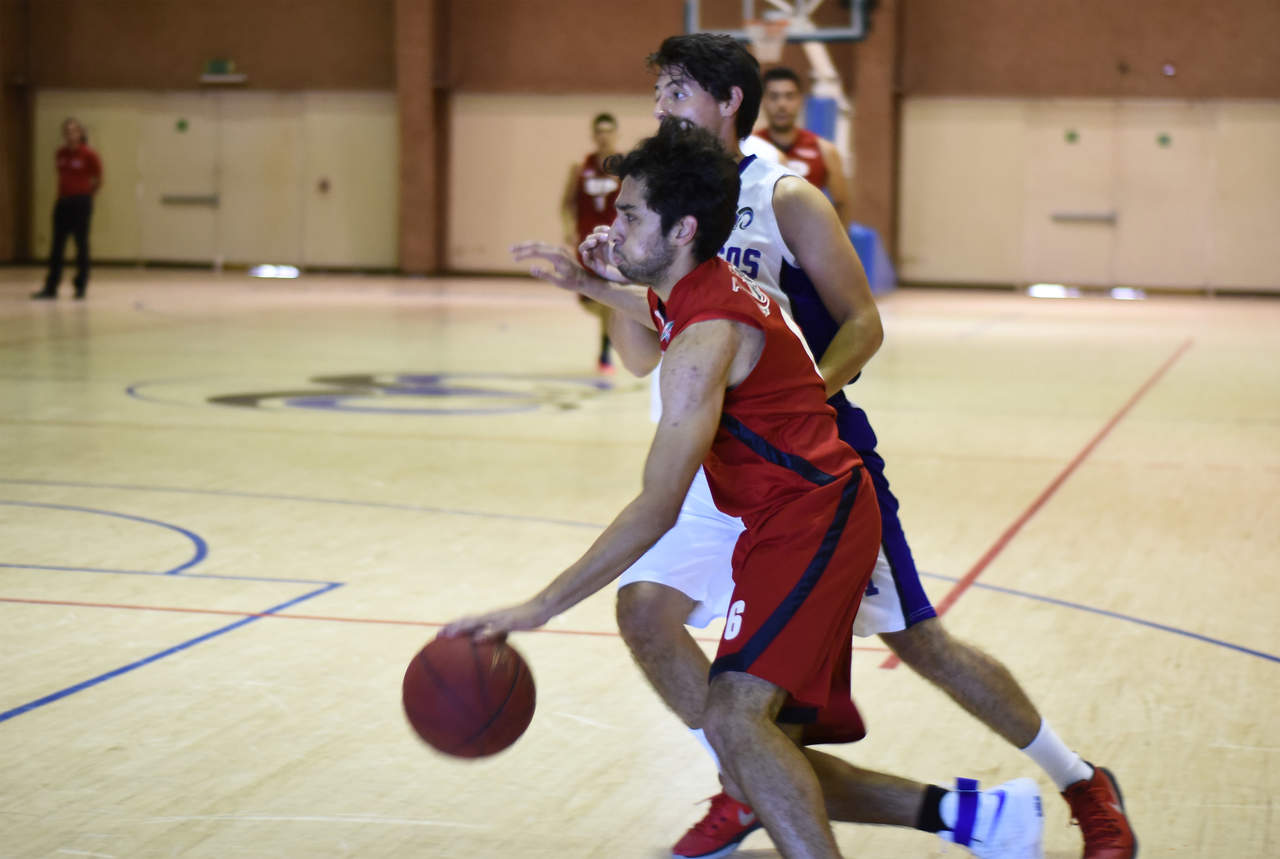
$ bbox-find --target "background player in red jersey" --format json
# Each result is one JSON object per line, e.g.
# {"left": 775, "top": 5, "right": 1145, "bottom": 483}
{"left": 447, "top": 120, "right": 1043, "bottom": 859}
{"left": 32, "top": 117, "right": 102, "bottom": 301}
{"left": 755, "top": 67, "right": 852, "bottom": 226}
{"left": 561, "top": 112, "right": 621, "bottom": 372}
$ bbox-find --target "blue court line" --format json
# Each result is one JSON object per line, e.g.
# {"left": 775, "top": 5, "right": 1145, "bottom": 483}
{"left": 0, "top": 582, "right": 343, "bottom": 724}
{"left": 0, "top": 499, "right": 345, "bottom": 724}
{"left": 4, "top": 479, "right": 1275, "bottom": 684}
{"left": 0, "top": 500, "right": 207, "bottom": 574}
{"left": 0, "top": 562, "right": 345, "bottom": 587}
{"left": 921, "top": 572, "right": 1280, "bottom": 664}
{"left": 0, "top": 477, "right": 603, "bottom": 530}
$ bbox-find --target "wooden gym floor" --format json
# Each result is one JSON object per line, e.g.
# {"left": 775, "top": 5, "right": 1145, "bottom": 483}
{"left": 1, "top": 266, "right": 1277, "bottom": 858}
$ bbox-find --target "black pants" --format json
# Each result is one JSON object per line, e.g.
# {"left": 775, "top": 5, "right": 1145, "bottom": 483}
{"left": 43, "top": 194, "right": 93, "bottom": 295}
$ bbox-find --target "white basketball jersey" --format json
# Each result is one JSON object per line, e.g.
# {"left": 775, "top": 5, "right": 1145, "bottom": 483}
{"left": 719, "top": 155, "right": 802, "bottom": 318}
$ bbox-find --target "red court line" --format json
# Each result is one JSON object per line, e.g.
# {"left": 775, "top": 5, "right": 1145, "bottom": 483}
{"left": 881, "top": 337, "right": 1193, "bottom": 669}
{"left": 0, "top": 595, "right": 895, "bottom": 653}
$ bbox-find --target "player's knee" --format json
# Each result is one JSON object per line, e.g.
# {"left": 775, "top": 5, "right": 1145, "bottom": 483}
{"left": 702, "top": 672, "right": 781, "bottom": 751}
{"left": 700, "top": 683, "right": 738, "bottom": 755}
{"left": 616, "top": 581, "right": 693, "bottom": 646}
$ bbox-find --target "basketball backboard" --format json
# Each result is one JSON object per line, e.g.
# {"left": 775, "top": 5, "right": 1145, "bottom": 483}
{"left": 684, "top": 0, "right": 872, "bottom": 43}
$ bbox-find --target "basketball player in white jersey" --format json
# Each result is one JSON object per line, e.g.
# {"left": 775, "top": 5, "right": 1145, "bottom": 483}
{"left": 512, "top": 33, "right": 1133, "bottom": 859}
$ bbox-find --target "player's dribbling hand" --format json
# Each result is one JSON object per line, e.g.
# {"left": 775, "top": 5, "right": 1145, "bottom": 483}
{"left": 439, "top": 601, "right": 550, "bottom": 642}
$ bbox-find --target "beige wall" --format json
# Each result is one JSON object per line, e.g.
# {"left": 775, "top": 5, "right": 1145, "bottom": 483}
{"left": 33, "top": 90, "right": 397, "bottom": 268}
{"left": 899, "top": 97, "right": 1280, "bottom": 291}
{"left": 446, "top": 93, "right": 657, "bottom": 273}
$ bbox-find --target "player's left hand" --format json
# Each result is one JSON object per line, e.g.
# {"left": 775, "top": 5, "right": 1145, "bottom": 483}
{"left": 510, "top": 241, "right": 596, "bottom": 293}
{"left": 439, "top": 600, "right": 550, "bottom": 642}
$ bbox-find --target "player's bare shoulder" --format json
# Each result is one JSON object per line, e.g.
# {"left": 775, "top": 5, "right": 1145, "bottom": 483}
{"left": 770, "top": 170, "right": 831, "bottom": 218}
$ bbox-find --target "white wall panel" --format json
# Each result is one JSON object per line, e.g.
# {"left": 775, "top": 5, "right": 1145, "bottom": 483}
{"left": 1112, "top": 101, "right": 1212, "bottom": 289}
{"left": 447, "top": 93, "right": 658, "bottom": 273}
{"left": 898, "top": 99, "right": 1027, "bottom": 284}
{"left": 1208, "top": 102, "right": 1280, "bottom": 290}
{"left": 137, "top": 93, "right": 219, "bottom": 263}
{"left": 301, "top": 92, "right": 397, "bottom": 269}
{"left": 1020, "top": 100, "right": 1117, "bottom": 286}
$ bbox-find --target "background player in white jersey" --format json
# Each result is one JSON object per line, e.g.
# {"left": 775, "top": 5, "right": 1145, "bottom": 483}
{"left": 514, "top": 33, "right": 1133, "bottom": 859}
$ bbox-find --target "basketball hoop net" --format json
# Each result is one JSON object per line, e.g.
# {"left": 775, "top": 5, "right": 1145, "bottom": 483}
{"left": 744, "top": 17, "right": 790, "bottom": 63}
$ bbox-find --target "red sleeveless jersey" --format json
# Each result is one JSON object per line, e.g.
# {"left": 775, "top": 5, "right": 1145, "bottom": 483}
{"left": 753, "top": 127, "right": 827, "bottom": 190}
{"left": 648, "top": 258, "right": 860, "bottom": 526}
{"left": 573, "top": 153, "right": 620, "bottom": 242}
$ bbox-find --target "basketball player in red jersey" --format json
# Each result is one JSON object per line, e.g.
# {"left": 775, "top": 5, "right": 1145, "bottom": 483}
{"left": 754, "top": 67, "right": 851, "bottom": 226}
{"left": 560, "top": 113, "right": 621, "bottom": 372}
{"left": 32, "top": 117, "right": 102, "bottom": 301}
{"left": 513, "top": 33, "right": 1131, "bottom": 859}
{"left": 446, "top": 120, "right": 1044, "bottom": 859}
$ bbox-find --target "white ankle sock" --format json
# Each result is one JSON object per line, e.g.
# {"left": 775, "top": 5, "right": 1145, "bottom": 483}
{"left": 691, "top": 727, "right": 721, "bottom": 771}
{"left": 1021, "top": 720, "right": 1093, "bottom": 791}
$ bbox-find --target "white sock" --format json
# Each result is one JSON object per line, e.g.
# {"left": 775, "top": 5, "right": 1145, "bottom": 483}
{"left": 1021, "top": 720, "right": 1093, "bottom": 791}
{"left": 691, "top": 727, "right": 721, "bottom": 771}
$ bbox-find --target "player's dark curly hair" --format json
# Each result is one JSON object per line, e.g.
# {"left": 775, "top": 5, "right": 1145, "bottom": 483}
{"left": 647, "top": 33, "right": 762, "bottom": 140}
{"left": 604, "top": 118, "right": 740, "bottom": 264}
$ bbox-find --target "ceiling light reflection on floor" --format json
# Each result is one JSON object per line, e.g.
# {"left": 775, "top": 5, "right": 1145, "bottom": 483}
{"left": 248, "top": 265, "right": 300, "bottom": 279}
{"left": 1028, "top": 283, "right": 1081, "bottom": 299}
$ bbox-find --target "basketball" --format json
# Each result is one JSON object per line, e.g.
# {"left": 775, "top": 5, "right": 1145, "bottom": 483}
{"left": 401, "top": 636, "right": 536, "bottom": 758}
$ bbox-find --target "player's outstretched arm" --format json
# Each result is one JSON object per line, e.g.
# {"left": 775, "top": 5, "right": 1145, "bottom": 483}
{"left": 440, "top": 320, "right": 740, "bottom": 642}
{"left": 772, "top": 176, "right": 883, "bottom": 397}
{"left": 510, "top": 240, "right": 654, "bottom": 326}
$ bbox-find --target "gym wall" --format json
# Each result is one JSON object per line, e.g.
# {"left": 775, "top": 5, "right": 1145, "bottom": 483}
{"left": 6, "top": 0, "right": 1280, "bottom": 289}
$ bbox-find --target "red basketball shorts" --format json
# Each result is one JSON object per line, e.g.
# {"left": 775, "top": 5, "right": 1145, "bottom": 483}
{"left": 709, "top": 466, "right": 880, "bottom": 723}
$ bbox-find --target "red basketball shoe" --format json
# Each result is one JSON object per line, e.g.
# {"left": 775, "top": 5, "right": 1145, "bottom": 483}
{"left": 671, "top": 792, "right": 761, "bottom": 859}
{"left": 1062, "top": 764, "right": 1137, "bottom": 858}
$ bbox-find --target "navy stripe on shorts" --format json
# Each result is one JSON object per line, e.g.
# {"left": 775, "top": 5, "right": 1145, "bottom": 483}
{"left": 709, "top": 468, "right": 863, "bottom": 680}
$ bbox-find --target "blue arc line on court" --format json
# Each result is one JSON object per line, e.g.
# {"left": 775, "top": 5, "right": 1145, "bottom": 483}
{"left": 920, "top": 571, "right": 1279, "bottom": 664}
{"left": 0, "top": 562, "right": 344, "bottom": 587}
{"left": 0, "top": 500, "right": 207, "bottom": 575}
{"left": 2, "top": 499, "right": 346, "bottom": 724}
{"left": 0, "top": 478, "right": 604, "bottom": 530}
{"left": 0, "top": 582, "right": 344, "bottom": 724}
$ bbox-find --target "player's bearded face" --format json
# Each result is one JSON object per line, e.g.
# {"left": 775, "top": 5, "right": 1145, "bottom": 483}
{"left": 609, "top": 178, "right": 677, "bottom": 286}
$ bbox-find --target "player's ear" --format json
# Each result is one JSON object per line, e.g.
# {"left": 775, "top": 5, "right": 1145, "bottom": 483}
{"left": 721, "top": 86, "right": 744, "bottom": 120}
{"left": 670, "top": 214, "right": 698, "bottom": 249}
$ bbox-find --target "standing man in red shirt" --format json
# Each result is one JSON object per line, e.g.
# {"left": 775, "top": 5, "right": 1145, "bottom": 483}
{"left": 561, "top": 112, "right": 622, "bottom": 372}
{"left": 754, "top": 67, "right": 851, "bottom": 226}
{"left": 33, "top": 117, "right": 102, "bottom": 301}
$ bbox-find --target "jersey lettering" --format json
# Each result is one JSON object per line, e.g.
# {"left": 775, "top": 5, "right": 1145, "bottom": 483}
{"left": 730, "top": 269, "right": 771, "bottom": 316}
{"left": 719, "top": 245, "right": 761, "bottom": 278}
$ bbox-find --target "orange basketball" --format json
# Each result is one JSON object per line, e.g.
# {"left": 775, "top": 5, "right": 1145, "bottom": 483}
{"left": 401, "top": 636, "right": 536, "bottom": 758}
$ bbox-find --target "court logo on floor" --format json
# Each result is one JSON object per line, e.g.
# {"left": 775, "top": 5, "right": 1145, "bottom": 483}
{"left": 203, "top": 372, "right": 616, "bottom": 415}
